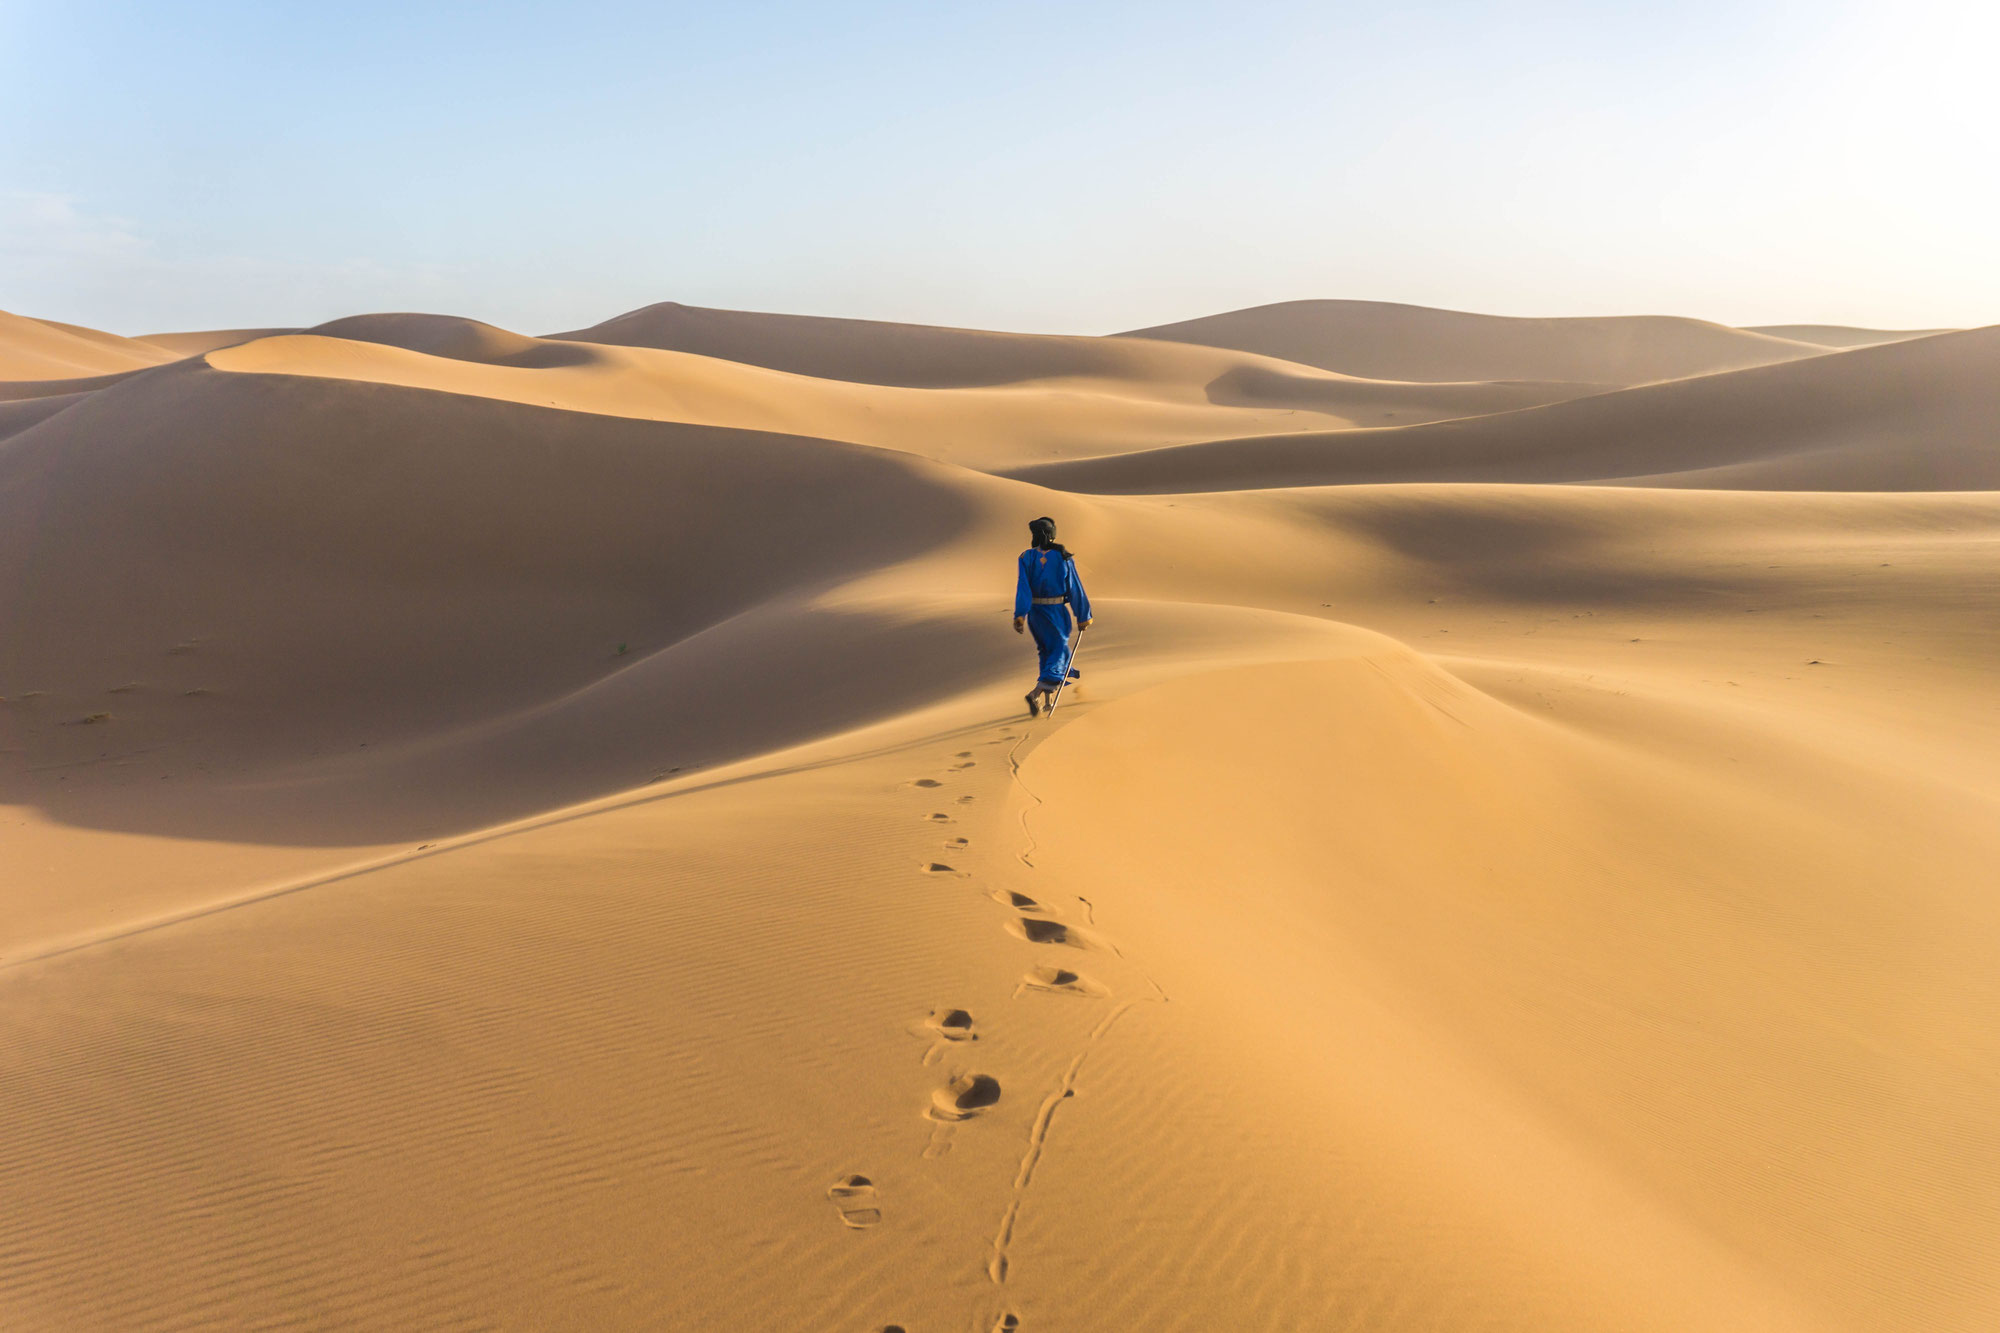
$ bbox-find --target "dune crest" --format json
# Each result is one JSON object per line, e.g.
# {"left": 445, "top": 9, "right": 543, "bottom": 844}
{"left": 137, "top": 326, "right": 302, "bottom": 356}
{"left": 1121, "top": 297, "right": 1831, "bottom": 383}
{"left": 1012, "top": 325, "right": 2000, "bottom": 492}
{"left": 0, "top": 309, "right": 179, "bottom": 380}
{"left": 1744, "top": 322, "right": 1956, "bottom": 349}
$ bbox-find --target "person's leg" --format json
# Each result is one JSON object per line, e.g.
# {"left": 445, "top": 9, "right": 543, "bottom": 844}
{"left": 1044, "top": 607, "right": 1075, "bottom": 685}
{"left": 1028, "top": 609, "right": 1065, "bottom": 690}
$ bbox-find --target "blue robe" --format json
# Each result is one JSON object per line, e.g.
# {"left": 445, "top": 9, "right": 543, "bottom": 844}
{"left": 1015, "top": 547, "right": 1092, "bottom": 687}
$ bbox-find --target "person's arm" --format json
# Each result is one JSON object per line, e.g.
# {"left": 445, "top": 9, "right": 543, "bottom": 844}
{"left": 1068, "top": 558, "right": 1092, "bottom": 627}
{"left": 1013, "top": 551, "right": 1030, "bottom": 632}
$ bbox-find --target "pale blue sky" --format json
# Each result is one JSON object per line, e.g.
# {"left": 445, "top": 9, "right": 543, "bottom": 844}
{"left": 3, "top": 0, "right": 1994, "bottom": 335}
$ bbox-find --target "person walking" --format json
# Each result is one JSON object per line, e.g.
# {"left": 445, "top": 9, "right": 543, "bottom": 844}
{"left": 1013, "top": 516, "right": 1093, "bottom": 717}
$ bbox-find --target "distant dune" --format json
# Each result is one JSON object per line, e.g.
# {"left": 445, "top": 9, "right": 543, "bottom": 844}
{"left": 3, "top": 297, "right": 1997, "bottom": 1332}
{"left": 0, "top": 310, "right": 178, "bottom": 380}
{"left": 1744, "top": 323, "right": 1956, "bottom": 349}
{"left": 138, "top": 327, "right": 299, "bottom": 356}
{"left": 1013, "top": 326, "right": 2000, "bottom": 492}
{"left": 1120, "top": 298, "right": 1829, "bottom": 383}
{"left": 177, "top": 310, "right": 1612, "bottom": 468}
{"left": 547, "top": 299, "right": 1242, "bottom": 388}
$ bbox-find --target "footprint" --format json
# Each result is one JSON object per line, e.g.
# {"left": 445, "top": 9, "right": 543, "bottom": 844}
{"left": 928, "top": 1073, "right": 1003, "bottom": 1122}
{"left": 910, "top": 778, "right": 944, "bottom": 789}
{"left": 1019, "top": 966, "right": 1109, "bottom": 999}
{"left": 826, "top": 1175, "right": 881, "bottom": 1229}
{"left": 921, "top": 862, "right": 965, "bottom": 877}
{"left": 955, "top": 795, "right": 976, "bottom": 805}
{"left": 989, "top": 889, "right": 1043, "bottom": 912}
{"left": 992, "top": 1315, "right": 1020, "bottom": 1331}
{"left": 926, "top": 1008, "right": 976, "bottom": 1041}
{"left": 954, "top": 751, "right": 974, "bottom": 759}
{"left": 950, "top": 761, "right": 977, "bottom": 771}
{"left": 925, "top": 812, "right": 955, "bottom": 823}
{"left": 945, "top": 836, "right": 970, "bottom": 850}
{"left": 1006, "top": 917, "right": 1102, "bottom": 950}
{"left": 919, "top": 1007, "right": 977, "bottom": 1066}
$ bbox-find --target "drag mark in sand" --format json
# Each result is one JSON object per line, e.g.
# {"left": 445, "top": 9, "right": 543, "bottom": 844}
{"left": 987, "top": 1002, "right": 1141, "bottom": 1283}
{"left": 984, "top": 716, "right": 1165, "bottom": 1292}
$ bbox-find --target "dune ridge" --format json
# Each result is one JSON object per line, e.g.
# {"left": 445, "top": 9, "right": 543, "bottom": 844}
{"left": 199, "top": 312, "right": 1616, "bottom": 468}
{"left": 137, "top": 326, "right": 301, "bottom": 356}
{"left": 3, "top": 297, "right": 1997, "bottom": 1331}
{"left": 1745, "top": 323, "right": 1955, "bottom": 349}
{"left": 0, "top": 310, "right": 179, "bottom": 380}
{"left": 1011, "top": 325, "right": 2000, "bottom": 492}
{"left": 1119, "top": 297, "right": 1832, "bottom": 383}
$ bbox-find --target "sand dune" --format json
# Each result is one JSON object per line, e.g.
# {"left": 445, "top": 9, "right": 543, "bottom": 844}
{"left": 548, "top": 300, "right": 1610, "bottom": 414}
{"left": 1122, "top": 298, "right": 1831, "bottom": 384}
{"left": 137, "top": 326, "right": 300, "bottom": 356}
{"left": 4, "top": 298, "right": 1998, "bottom": 1331}
{"left": 0, "top": 357, "right": 993, "bottom": 848}
{"left": 1013, "top": 325, "right": 2000, "bottom": 492}
{"left": 0, "top": 309, "right": 179, "bottom": 380}
{"left": 546, "top": 299, "right": 1251, "bottom": 388}
{"left": 1745, "top": 322, "right": 1955, "bottom": 348}
{"left": 198, "top": 313, "right": 1605, "bottom": 468}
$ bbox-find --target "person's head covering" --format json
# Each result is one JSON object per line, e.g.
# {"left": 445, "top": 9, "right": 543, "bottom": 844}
{"left": 1028, "top": 516, "right": 1057, "bottom": 548}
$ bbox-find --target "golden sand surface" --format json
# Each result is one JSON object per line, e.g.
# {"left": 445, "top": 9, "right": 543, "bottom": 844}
{"left": 2, "top": 300, "right": 1996, "bottom": 1329}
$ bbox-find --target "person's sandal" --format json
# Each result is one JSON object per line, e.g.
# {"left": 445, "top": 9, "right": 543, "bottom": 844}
{"left": 1024, "top": 691, "right": 1042, "bottom": 717}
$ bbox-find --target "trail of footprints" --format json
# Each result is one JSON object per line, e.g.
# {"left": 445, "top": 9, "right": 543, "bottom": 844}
{"left": 838, "top": 729, "right": 1160, "bottom": 1331}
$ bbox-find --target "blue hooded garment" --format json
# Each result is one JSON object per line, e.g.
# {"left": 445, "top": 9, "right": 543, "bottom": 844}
{"left": 1015, "top": 547, "right": 1092, "bottom": 687}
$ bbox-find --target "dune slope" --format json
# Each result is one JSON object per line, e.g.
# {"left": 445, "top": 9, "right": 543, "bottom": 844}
{"left": 1012, "top": 325, "right": 2000, "bottom": 492}
{"left": 1745, "top": 323, "right": 1955, "bottom": 348}
{"left": 0, "top": 309, "right": 179, "bottom": 380}
{"left": 1120, "top": 298, "right": 1831, "bottom": 383}
{"left": 204, "top": 313, "right": 1611, "bottom": 469}
{"left": 3, "top": 299, "right": 1997, "bottom": 1332}
{"left": 0, "top": 359, "right": 997, "bottom": 848}
{"left": 138, "top": 326, "right": 300, "bottom": 356}
{"left": 548, "top": 300, "right": 1611, "bottom": 417}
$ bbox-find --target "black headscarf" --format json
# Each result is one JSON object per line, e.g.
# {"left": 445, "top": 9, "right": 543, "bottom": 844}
{"left": 1028, "top": 516, "right": 1072, "bottom": 560}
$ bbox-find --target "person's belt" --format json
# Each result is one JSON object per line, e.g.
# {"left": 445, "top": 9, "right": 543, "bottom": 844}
{"left": 1031, "top": 596, "right": 1066, "bottom": 605}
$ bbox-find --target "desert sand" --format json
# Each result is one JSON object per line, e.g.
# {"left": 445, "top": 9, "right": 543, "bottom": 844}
{"left": 2, "top": 297, "right": 1996, "bottom": 1331}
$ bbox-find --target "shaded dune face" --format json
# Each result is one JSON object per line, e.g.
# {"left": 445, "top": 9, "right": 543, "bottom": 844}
{"left": 0, "top": 360, "right": 985, "bottom": 839}
{"left": 2, "top": 298, "right": 1998, "bottom": 1332}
